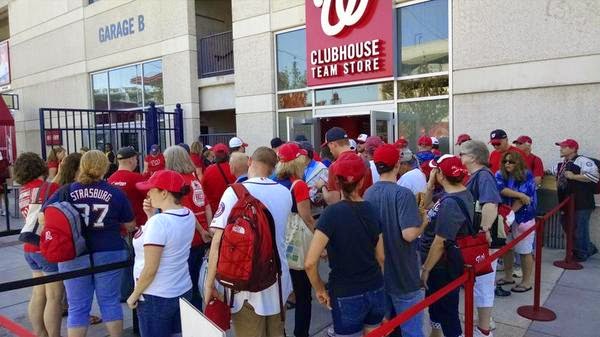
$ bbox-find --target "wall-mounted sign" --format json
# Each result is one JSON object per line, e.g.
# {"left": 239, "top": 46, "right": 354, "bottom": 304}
{"left": 45, "top": 130, "right": 62, "bottom": 146}
{"left": 0, "top": 41, "right": 10, "bottom": 87}
{"left": 99, "top": 15, "right": 145, "bottom": 43}
{"left": 306, "top": 0, "right": 393, "bottom": 87}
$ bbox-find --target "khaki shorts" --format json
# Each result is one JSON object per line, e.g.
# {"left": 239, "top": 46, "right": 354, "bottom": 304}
{"left": 232, "top": 301, "right": 284, "bottom": 337}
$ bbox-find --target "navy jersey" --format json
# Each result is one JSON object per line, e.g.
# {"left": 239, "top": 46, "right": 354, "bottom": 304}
{"left": 45, "top": 180, "right": 134, "bottom": 252}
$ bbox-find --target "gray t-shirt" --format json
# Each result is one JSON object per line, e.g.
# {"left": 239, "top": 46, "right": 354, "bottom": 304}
{"left": 364, "top": 181, "right": 422, "bottom": 295}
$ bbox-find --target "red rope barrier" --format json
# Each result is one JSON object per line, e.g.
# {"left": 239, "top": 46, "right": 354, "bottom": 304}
{"left": 0, "top": 315, "right": 36, "bottom": 337}
{"left": 367, "top": 196, "right": 573, "bottom": 336}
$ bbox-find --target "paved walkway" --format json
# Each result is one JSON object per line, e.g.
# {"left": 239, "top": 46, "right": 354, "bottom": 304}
{"left": 0, "top": 194, "right": 598, "bottom": 336}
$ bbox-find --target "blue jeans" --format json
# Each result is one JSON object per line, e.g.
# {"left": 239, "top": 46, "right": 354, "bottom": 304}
{"left": 58, "top": 250, "right": 128, "bottom": 328}
{"left": 24, "top": 252, "right": 58, "bottom": 274}
{"left": 575, "top": 209, "right": 593, "bottom": 259}
{"left": 331, "top": 287, "right": 385, "bottom": 336}
{"left": 137, "top": 289, "right": 192, "bottom": 337}
{"left": 427, "top": 268, "right": 461, "bottom": 337}
{"left": 187, "top": 245, "right": 206, "bottom": 310}
{"left": 385, "top": 290, "right": 425, "bottom": 337}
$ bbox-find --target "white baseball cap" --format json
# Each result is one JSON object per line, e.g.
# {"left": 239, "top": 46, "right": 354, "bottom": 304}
{"left": 431, "top": 137, "right": 439, "bottom": 145}
{"left": 357, "top": 134, "right": 368, "bottom": 143}
{"left": 229, "top": 137, "right": 248, "bottom": 148}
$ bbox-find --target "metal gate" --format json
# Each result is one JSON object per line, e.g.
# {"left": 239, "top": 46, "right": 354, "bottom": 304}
{"left": 39, "top": 102, "right": 183, "bottom": 160}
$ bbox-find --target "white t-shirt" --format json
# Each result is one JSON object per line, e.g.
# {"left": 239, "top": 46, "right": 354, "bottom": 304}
{"left": 369, "top": 160, "right": 381, "bottom": 183}
{"left": 133, "top": 208, "right": 196, "bottom": 298}
{"left": 397, "top": 168, "right": 427, "bottom": 195}
{"left": 210, "top": 177, "right": 293, "bottom": 316}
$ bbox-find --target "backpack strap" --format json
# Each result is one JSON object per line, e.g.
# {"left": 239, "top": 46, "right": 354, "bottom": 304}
{"left": 230, "top": 183, "right": 250, "bottom": 200}
{"left": 216, "top": 163, "right": 232, "bottom": 186}
{"left": 443, "top": 195, "right": 476, "bottom": 236}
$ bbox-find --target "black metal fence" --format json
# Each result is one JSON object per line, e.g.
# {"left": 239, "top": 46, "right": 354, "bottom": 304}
{"left": 198, "top": 132, "right": 236, "bottom": 147}
{"left": 198, "top": 31, "right": 234, "bottom": 78}
{"left": 39, "top": 102, "right": 184, "bottom": 160}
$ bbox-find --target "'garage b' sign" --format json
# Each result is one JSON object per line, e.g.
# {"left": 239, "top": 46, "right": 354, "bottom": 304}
{"left": 306, "top": 0, "right": 393, "bottom": 87}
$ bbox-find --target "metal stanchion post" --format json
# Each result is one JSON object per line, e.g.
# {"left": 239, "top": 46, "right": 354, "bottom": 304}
{"left": 3, "top": 182, "right": 10, "bottom": 231}
{"left": 464, "top": 266, "right": 475, "bottom": 337}
{"left": 554, "top": 196, "right": 583, "bottom": 270}
{"left": 518, "top": 218, "right": 557, "bottom": 321}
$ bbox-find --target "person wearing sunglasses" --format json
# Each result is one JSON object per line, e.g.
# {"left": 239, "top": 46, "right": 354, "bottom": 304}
{"left": 488, "top": 129, "right": 528, "bottom": 174}
{"left": 495, "top": 152, "right": 537, "bottom": 294}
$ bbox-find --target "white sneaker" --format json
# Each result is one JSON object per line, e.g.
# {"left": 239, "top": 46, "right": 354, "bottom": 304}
{"left": 513, "top": 266, "right": 523, "bottom": 278}
{"left": 490, "top": 317, "right": 496, "bottom": 331}
{"left": 0, "top": 209, "right": 5, "bottom": 216}
{"left": 474, "top": 327, "right": 494, "bottom": 337}
{"left": 327, "top": 326, "right": 335, "bottom": 337}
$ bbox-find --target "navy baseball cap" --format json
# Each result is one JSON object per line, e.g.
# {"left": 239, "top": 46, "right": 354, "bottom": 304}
{"left": 321, "top": 127, "right": 349, "bottom": 148}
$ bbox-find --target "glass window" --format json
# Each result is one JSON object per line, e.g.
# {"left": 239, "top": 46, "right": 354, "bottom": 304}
{"left": 398, "top": 75, "right": 448, "bottom": 99}
{"left": 397, "top": 99, "right": 449, "bottom": 154}
{"left": 143, "top": 60, "right": 164, "bottom": 105}
{"left": 315, "top": 82, "right": 394, "bottom": 106}
{"left": 278, "top": 91, "right": 312, "bottom": 109}
{"left": 398, "top": 0, "right": 448, "bottom": 77}
{"left": 92, "top": 73, "right": 109, "bottom": 110}
{"left": 108, "top": 65, "right": 142, "bottom": 110}
{"left": 276, "top": 29, "right": 307, "bottom": 91}
{"left": 277, "top": 110, "right": 312, "bottom": 141}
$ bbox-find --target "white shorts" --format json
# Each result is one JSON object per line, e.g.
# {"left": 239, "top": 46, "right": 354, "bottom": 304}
{"left": 474, "top": 255, "right": 498, "bottom": 308}
{"left": 507, "top": 219, "right": 536, "bottom": 255}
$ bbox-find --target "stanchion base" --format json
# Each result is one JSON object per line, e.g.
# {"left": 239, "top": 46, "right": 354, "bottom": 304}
{"left": 517, "top": 306, "right": 557, "bottom": 321}
{"left": 553, "top": 260, "right": 583, "bottom": 270}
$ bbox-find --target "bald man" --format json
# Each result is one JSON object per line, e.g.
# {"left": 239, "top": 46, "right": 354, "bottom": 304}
{"left": 230, "top": 152, "right": 249, "bottom": 183}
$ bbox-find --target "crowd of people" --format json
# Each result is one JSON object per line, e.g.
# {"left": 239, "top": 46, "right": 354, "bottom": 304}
{"left": 12, "top": 127, "right": 599, "bottom": 337}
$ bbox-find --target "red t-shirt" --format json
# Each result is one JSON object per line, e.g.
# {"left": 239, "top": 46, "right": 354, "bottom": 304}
{"left": 47, "top": 160, "right": 59, "bottom": 169}
{"left": 144, "top": 154, "right": 165, "bottom": 175}
{"left": 489, "top": 146, "right": 530, "bottom": 173}
{"left": 107, "top": 170, "right": 148, "bottom": 227}
{"left": 181, "top": 173, "right": 209, "bottom": 247}
{"left": 190, "top": 153, "right": 205, "bottom": 171}
{"left": 19, "top": 179, "right": 60, "bottom": 252}
{"left": 529, "top": 153, "right": 544, "bottom": 178}
{"left": 201, "top": 162, "right": 235, "bottom": 213}
{"left": 291, "top": 178, "right": 310, "bottom": 207}
{"left": 327, "top": 151, "right": 373, "bottom": 197}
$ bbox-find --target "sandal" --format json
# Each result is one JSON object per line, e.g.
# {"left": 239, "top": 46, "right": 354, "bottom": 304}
{"left": 496, "top": 279, "right": 515, "bottom": 286}
{"left": 89, "top": 315, "right": 102, "bottom": 325}
{"left": 511, "top": 285, "right": 532, "bottom": 293}
{"left": 285, "top": 300, "right": 296, "bottom": 310}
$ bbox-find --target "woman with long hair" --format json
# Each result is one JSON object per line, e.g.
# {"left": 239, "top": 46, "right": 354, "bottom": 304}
{"left": 163, "top": 145, "right": 212, "bottom": 309}
{"left": 305, "top": 154, "right": 385, "bottom": 336}
{"left": 47, "top": 146, "right": 66, "bottom": 180}
{"left": 15, "top": 153, "right": 63, "bottom": 337}
{"left": 190, "top": 141, "right": 205, "bottom": 178}
{"left": 275, "top": 143, "right": 316, "bottom": 337}
{"left": 43, "top": 150, "right": 136, "bottom": 337}
{"left": 495, "top": 151, "right": 537, "bottom": 293}
{"left": 53, "top": 153, "right": 82, "bottom": 186}
{"left": 420, "top": 155, "right": 473, "bottom": 337}
{"left": 127, "top": 170, "right": 196, "bottom": 337}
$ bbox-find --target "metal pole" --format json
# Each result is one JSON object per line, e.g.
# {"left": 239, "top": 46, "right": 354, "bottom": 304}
{"left": 463, "top": 266, "right": 475, "bottom": 337}
{"left": 553, "top": 196, "right": 583, "bottom": 270}
{"left": 174, "top": 104, "right": 184, "bottom": 145}
{"left": 3, "top": 182, "right": 9, "bottom": 231}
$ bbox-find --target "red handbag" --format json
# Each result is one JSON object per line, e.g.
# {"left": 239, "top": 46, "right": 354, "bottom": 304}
{"left": 446, "top": 196, "right": 494, "bottom": 276}
{"left": 204, "top": 297, "right": 231, "bottom": 331}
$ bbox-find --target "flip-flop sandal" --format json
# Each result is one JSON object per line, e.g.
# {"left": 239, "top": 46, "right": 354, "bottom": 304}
{"left": 511, "top": 285, "right": 532, "bottom": 293}
{"left": 496, "top": 279, "right": 516, "bottom": 286}
{"left": 89, "top": 315, "right": 102, "bottom": 325}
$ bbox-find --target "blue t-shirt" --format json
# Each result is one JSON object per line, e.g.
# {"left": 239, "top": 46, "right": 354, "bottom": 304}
{"left": 416, "top": 151, "right": 435, "bottom": 164}
{"left": 495, "top": 170, "right": 537, "bottom": 223}
{"left": 316, "top": 200, "right": 383, "bottom": 297}
{"left": 466, "top": 168, "right": 502, "bottom": 205}
{"left": 45, "top": 181, "right": 134, "bottom": 252}
{"left": 364, "top": 182, "right": 421, "bottom": 295}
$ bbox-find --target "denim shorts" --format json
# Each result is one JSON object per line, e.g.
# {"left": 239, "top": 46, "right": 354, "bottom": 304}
{"left": 137, "top": 289, "right": 192, "bottom": 337}
{"left": 58, "top": 250, "right": 128, "bottom": 328}
{"left": 24, "top": 252, "right": 58, "bottom": 274}
{"left": 331, "top": 287, "right": 385, "bottom": 336}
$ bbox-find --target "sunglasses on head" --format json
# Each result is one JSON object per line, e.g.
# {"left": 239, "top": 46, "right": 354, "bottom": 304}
{"left": 503, "top": 160, "right": 516, "bottom": 164}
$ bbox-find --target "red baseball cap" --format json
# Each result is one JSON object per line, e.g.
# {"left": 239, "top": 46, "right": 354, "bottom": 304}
{"left": 373, "top": 144, "right": 399, "bottom": 168}
{"left": 418, "top": 135, "right": 433, "bottom": 147}
{"left": 278, "top": 142, "right": 308, "bottom": 162}
{"left": 456, "top": 134, "right": 471, "bottom": 145}
{"left": 429, "top": 155, "right": 468, "bottom": 179}
{"left": 333, "top": 153, "right": 366, "bottom": 183}
{"left": 513, "top": 135, "right": 532, "bottom": 145}
{"left": 364, "top": 136, "right": 384, "bottom": 155}
{"left": 555, "top": 139, "right": 579, "bottom": 150}
{"left": 394, "top": 137, "right": 408, "bottom": 149}
{"left": 212, "top": 143, "right": 228, "bottom": 154}
{"left": 136, "top": 170, "right": 187, "bottom": 193}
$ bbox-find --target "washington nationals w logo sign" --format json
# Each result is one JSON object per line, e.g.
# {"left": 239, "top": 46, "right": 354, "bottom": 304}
{"left": 313, "top": 0, "right": 371, "bottom": 36}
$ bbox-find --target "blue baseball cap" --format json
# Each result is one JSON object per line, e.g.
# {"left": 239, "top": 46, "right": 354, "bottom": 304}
{"left": 321, "top": 127, "right": 349, "bottom": 148}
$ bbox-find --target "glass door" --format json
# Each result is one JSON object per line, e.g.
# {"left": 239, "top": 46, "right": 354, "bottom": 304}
{"left": 286, "top": 116, "right": 320, "bottom": 145}
{"left": 370, "top": 110, "right": 395, "bottom": 143}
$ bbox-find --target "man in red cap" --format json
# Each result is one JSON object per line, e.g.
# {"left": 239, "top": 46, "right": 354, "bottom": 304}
{"left": 201, "top": 143, "right": 235, "bottom": 212}
{"left": 394, "top": 137, "right": 408, "bottom": 150}
{"left": 488, "top": 129, "right": 528, "bottom": 174}
{"left": 553, "top": 139, "right": 599, "bottom": 261}
{"left": 415, "top": 135, "right": 435, "bottom": 164}
{"left": 364, "top": 144, "right": 428, "bottom": 337}
{"left": 363, "top": 136, "right": 384, "bottom": 183}
{"left": 513, "top": 136, "right": 544, "bottom": 186}
{"left": 321, "top": 127, "right": 373, "bottom": 204}
{"left": 455, "top": 134, "right": 471, "bottom": 146}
